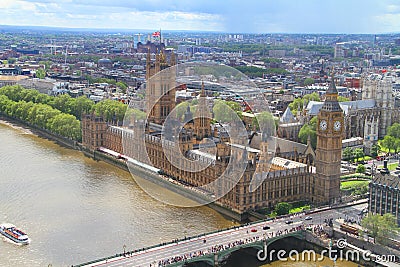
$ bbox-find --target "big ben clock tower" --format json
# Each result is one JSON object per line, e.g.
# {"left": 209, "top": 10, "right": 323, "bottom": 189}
{"left": 315, "top": 73, "right": 343, "bottom": 205}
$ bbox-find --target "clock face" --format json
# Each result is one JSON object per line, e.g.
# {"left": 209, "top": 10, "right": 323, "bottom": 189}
{"left": 334, "top": 120, "right": 341, "bottom": 131}
{"left": 319, "top": 120, "right": 327, "bottom": 131}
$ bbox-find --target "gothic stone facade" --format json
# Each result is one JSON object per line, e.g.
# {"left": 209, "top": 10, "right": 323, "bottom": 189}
{"left": 82, "top": 51, "right": 343, "bottom": 215}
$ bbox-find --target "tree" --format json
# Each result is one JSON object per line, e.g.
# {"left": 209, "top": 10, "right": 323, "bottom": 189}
{"left": 116, "top": 81, "right": 128, "bottom": 93}
{"left": 52, "top": 94, "right": 75, "bottom": 115}
{"left": 353, "top": 148, "right": 364, "bottom": 162}
{"left": 370, "top": 144, "right": 380, "bottom": 157}
{"left": 395, "top": 138, "right": 400, "bottom": 154}
{"left": 356, "top": 164, "right": 365, "bottom": 173}
{"left": 74, "top": 96, "right": 94, "bottom": 119}
{"left": 93, "top": 99, "right": 127, "bottom": 122}
{"left": 125, "top": 107, "right": 146, "bottom": 123}
{"left": 174, "top": 102, "right": 190, "bottom": 122}
{"left": 275, "top": 202, "right": 292, "bottom": 216}
{"left": 361, "top": 213, "right": 399, "bottom": 244}
{"left": 382, "top": 135, "right": 396, "bottom": 153}
{"left": 343, "top": 147, "right": 353, "bottom": 161}
{"left": 35, "top": 68, "right": 46, "bottom": 79}
{"left": 213, "top": 100, "right": 242, "bottom": 123}
{"left": 298, "top": 116, "right": 317, "bottom": 149}
{"left": 304, "top": 78, "right": 315, "bottom": 86}
{"left": 47, "top": 113, "right": 82, "bottom": 141}
{"left": 288, "top": 97, "right": 304, "bottom": 112}
{"left": 303, "top": 92, "right": 320, "bottom": 102}
{"left": 252, "top": 111, "right": 277, "bottom": 136}
{"left": 288, "top": 93, "right": 320, "bottom": 113}
{"left": 7, "top": 58, "right": 16, "bottom": 64}
{"left": 388, "top": 123, "right": 400, "bottom": 139}
{"left": 337, "top": 96, "right": 350, "bottom": 102}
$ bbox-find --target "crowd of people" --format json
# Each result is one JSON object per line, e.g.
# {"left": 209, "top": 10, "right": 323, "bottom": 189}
{"left": 152, "top": 224, "right": 325, "bottom": 267}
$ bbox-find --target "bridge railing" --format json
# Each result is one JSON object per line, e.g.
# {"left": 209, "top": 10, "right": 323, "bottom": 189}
{"left": 166, "top": 230, "right": 306, "bottom": 267}
{"left": 73, "top": 217, "right": 299, "bottom": 267}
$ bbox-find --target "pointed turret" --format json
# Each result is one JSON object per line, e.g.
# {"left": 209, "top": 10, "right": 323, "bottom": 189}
{"left": 321, "top": 71, "right": 342, "bottom": 112}
{"left": 170, "top": 51, "right": 176, "bottom": 66}
{"left": 193, "top": 81, "right": 211, "bottom": 140}
{"left": 183, "top": 105, "right": 193, "bottom": 122}
{"left": 280, "top": 107, "right": 296, "bottom": 123}
{"left": 200, "top": 81, "right": 206, "bottom": 97}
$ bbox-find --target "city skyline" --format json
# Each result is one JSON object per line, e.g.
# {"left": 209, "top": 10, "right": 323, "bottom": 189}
{"left": 1, "top": 0, "right": 400, "bottom": 34}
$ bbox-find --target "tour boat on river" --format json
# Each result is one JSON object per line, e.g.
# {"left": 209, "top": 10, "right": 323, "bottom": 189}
{"left": 0, "top": 223, "right": 30, "bottom": 245}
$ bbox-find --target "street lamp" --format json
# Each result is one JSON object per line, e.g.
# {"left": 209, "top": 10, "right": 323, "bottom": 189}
{"left": 123, "top": 244, "right": 126, "bottom": 255}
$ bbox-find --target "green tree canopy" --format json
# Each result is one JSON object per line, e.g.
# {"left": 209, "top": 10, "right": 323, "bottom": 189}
{"left": 388, "top": 123, "right": 400, "bottom": 139}
{"left": 298, "top": 116, "right": 317, "bottom": 149}
{"left": 361, "top": 213, "right": 399, "bottom": 244}
{"left": 175, "top": 102, "right": 190, "bottom": 122}
{"left": 370, "top": 144, "right": 380, "bottom": 157}
{"left": 356, "top": 164, "right": 365, "bottom": 173}
{"left": 304, "top": 78, "right": 315, "bottom": 86}
{"left": 337, "top": 96, "right": 350, "bottom": 102}
{"left": 275, "top": 202, "right": 292, "bottom": 216}
{"left": 47, "top": 113, "right": 82, "bottom": 141}
{"left": 382, "top": 135, "right": 397, "bottom": 153}
{"left": 116, "top": 81, "right": 128, "bottom": 92}
{"left": 353, "top": 148, "right": 364, "bottom": 162}
{"left": 343, "top": 147, "right": 353, "bottom": 161}
{"left": 93, "top": 99, "right": 127, "bottom": 122}
{"left": 125, "top": 107, "right": 146, "bottom": 123}
{"left": 35, "top": 68, "right": 46, "bottom": 79}
{"left": 252, "top": 111, "right": 277, "bottom": 135}
{"left": 0, "top": 92, "right": 82, "bottom": 141}
{"left": 213, "top": 100, "right": 242, "bottom": 123}
{"left": 288, "top": 92, "right": 321, "bottom": 112}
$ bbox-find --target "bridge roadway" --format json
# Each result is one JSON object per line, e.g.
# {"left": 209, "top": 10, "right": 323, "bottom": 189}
{"left": 75, "top": 201, "right": 367, "bottom": 267}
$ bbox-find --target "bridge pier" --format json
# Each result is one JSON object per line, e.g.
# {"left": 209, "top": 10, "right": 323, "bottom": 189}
{"left": 213, "top": 253, "right": 218, "bottom": 267}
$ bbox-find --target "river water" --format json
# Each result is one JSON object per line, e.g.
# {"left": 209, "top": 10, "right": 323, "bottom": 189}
{"left": 0, "top": 121, "right": 358, "bottom": 267}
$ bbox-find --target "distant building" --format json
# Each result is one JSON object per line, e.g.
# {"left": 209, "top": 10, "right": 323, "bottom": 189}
{"left": 305, "top": 73, "right": 400, "bottom": 154}
{"left": 97, "top": 58, "right": 113, "bottom": 69}
{"left": 0, "top": 75, "right": 28, "bottom": 87}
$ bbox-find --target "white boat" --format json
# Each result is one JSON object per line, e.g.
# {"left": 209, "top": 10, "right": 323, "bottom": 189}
{"left": 0, "top": 223, "right": 30, "bottom": 245}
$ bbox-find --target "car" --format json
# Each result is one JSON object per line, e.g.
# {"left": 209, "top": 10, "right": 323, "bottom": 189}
{"left": 262, "top": 225, "right": 271, "bottom": 230}
{"left": 305, "top": 216, "right": 313, "bottom": 220}
{"left": 285, "top": 220, "right": 293, "bottom": 224}
{"left": 250, "top": 228, "right": 257, "bottom": 232}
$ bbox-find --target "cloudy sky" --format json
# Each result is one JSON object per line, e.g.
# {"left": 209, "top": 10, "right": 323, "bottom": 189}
{"left": 1, "top": 0, "right": 400, "bottom": 33}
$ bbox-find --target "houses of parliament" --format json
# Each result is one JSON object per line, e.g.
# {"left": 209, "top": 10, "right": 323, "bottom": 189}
{"left": 82, "top": 50, "right": 344, "bottom": 218}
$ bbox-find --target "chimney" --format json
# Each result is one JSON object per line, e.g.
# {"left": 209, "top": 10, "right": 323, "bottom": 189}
{"left": 380, "top": 160, "right": 390, "bottom": 174}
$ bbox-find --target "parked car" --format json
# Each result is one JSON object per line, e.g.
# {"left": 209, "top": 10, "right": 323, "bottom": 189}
{"left": 263, "top": 225, "right": 271, "bottom": 230}
{"left": 305, "top": 216, "right": 313, "bottom": 220}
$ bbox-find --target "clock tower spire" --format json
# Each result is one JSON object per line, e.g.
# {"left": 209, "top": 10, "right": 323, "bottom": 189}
{"left": 315, "top": 71, "right": 343, "bottom": 205}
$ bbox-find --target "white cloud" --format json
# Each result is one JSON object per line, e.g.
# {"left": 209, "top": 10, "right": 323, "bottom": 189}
{"left": 0, "top": 0, "right": 398, "bottom": 33}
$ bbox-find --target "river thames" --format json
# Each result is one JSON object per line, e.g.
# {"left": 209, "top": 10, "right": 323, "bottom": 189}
{"left": 0, "top": 121, "right": 358, "bottom": 267}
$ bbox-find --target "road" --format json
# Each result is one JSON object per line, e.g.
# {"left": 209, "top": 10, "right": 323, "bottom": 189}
{"left": 79, "top": 202, "right": 368, "bottom": 267}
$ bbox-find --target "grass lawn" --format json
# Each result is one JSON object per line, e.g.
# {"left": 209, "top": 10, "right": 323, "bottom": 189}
{"left": 354, "top": 156, "right": 372, "bottom": 162}
{"left": 376, "top": 162, "right": 398, "bottom": 171}
{"left": 341, "top": 180, "right": 369, "bottom": 190}
{"left": 388, "top": 163, "right": 398, "bottom": 171}
{"left": 341, "top": 173, "right": 371, "bottom": 180}
{"left": 289, "top": 205, "right": 310, "bottom": 214}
